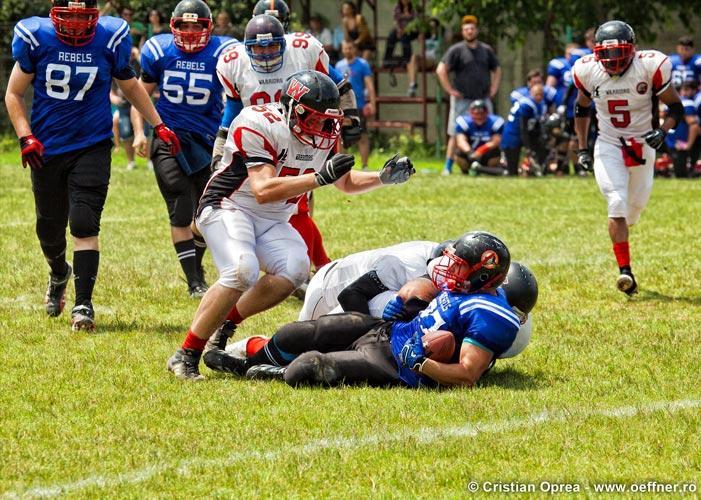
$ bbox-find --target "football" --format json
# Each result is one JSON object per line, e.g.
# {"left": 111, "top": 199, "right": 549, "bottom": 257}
{"left": 422, "top": 330, "right": 456, "bottom": 363}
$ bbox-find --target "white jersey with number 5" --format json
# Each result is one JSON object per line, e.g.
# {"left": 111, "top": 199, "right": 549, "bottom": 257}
{"left": 216, "top": 32, "right": 329, "bottom": 106}
{"left": 573, "top": 50, "right": 672, "bottom": 146}
{"left": 198, "top": 103, "right": 328, "bottom": 221}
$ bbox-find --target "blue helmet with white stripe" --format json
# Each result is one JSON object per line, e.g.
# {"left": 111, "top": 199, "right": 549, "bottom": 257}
{"left": 431, "top": 231, "right": 510, "bottom": 293}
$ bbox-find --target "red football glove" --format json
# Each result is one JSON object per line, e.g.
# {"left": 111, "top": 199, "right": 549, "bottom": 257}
{"left": 154, "top": 123, "right": 182, "bottom": 155}
{"left": 19, "top": 135, "right": 45, "bottom": 170}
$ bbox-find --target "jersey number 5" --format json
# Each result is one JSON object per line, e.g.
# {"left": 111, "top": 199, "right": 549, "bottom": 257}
{"left": 162, "top": 71, "right": 212, "bottom": 105}
{"left": 608, "top": 99, "right": 631, "bottom": 128}
{"left": 279, "top": 166, "right": 315, "bottom": 204}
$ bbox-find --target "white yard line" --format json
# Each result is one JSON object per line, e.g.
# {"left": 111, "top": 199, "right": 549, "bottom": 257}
{"left": 4, "top": 398, "right": 700, "bottom": 498}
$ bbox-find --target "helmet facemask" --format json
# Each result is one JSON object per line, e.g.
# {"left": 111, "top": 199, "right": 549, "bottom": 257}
{"left": 594, "top": 40, "right": 634, "bottom": 75}
{"left": 285, "top": 102, "right": 342, "bottom": 150}
{"left": 171, "top": 13, "right": 212, "bottom": 53}
{"left": 51, "top": 1, "right": 99, "bottom": 46}
{"left": 430, "top": 247, "right": 505, "bottom": 293}
{"left": 245, "top": 33, "right": 286, "bottom": 72}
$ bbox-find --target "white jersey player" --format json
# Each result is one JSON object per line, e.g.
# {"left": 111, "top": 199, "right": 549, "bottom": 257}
{"left": 167, "top": 70, "right": 416, "bottom": 380}
{"left": 298, "top": 241, "right": 439, "bottom": 321}
{"left": 573, "top": 20, "right": 683, "bottom": 296}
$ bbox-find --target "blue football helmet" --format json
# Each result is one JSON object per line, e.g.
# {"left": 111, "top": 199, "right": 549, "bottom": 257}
{"left": 244, "top": 14, "right": 286, "bottom": 73}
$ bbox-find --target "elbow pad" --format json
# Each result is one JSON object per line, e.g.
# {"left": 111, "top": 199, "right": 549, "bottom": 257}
{"left": 337, "top": 270, "right": 389, "bottom": 314}
{"left": 667, "top": 101, "right": 684, "bottom": 128}
{"left": 574, "top": 103, "right": 591, "bottom": 117}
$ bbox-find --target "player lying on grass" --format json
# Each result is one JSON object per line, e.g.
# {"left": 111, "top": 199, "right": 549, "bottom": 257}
{"left": 203, "top": 232, "right": 539, "bottom": 388}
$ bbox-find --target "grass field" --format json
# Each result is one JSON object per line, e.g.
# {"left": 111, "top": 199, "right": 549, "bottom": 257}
{"left": 1, "top": 149, "right": 700, "bottom": 498}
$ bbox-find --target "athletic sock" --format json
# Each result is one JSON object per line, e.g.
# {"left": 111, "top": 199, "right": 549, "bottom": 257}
{"left": 74, "top": 249, "right": 99, "bottom": 306}
{"left": 174, "top": 239, "right": 199, "bottom": 285}
{"left": 182, "top": 329, "right": 207, "bottom": 352}
{"left": 444, "top": 158, "right": 454, "bottom": 172}
{"left": 226, "top": 305, "right": 244, "bottom": 324}
{"left": 193, "top": 234, "right": 207, "bottom": 280}
{"left": 248, "top": 336, "right": 295, "bottom": 366}
{"left": 613, "top": 241, "right": 631, "bottom": 271}
{"left": 43, "top": 245, "right": 69, "bottom": 277}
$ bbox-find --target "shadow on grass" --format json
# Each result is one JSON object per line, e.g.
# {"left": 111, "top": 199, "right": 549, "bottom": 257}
{"left": 477, "top": 367, "right": 546, "bottom": 391}
{"left": 636, "top": 290, "right": 701, "bottom": 305}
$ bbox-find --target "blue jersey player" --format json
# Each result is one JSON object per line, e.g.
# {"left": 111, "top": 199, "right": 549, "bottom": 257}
{"left": 137, "top": 0, "right": 237, "bottom": 298}
{"left": 501, "top": 83, "right": 548, "bottom": 176}
{"left": 5, "top": 0, "right": 180, "bottom": 331}
{"left": 202, "top": 232, "right": 522, "bottom": 389}
{"left": 453, "top": 100, "right": 504, "bottom": 175}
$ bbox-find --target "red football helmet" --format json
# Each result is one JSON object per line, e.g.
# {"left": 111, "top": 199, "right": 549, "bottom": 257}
{"left": 593, "top": 20, "right": 636, "bottom": 75}
{"left": 50, "top": 0, "right": 99, "bottom": 46}
{"left": 170, "top": 0, "right": 213, "bottom": 53}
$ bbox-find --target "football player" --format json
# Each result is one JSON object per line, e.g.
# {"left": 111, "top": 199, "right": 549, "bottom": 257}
{"left": 454, "top": 100, "right": 505, "bottom": 175}
{"left": 136, "top": 0, "right": 237, "bottom": 298}
{"left": 669, "top": 36, "right": 701, "bottom": 89}
{"left": 252, "top": 0, "right": 290, "bottom": 31}
{"left": 500, "top": 83, "right": 548, "bottom": 176}
{"left": 5, "top": 0, "right": 180, "bottom": 330}
{"left": 573, "top": 20, "right": 683, "bottom": 295}
{"left": 167, "top": 70, "right": 415, "bottom": 380}
{"left": 203, "top": 232, "right": 523, "bottom": 389}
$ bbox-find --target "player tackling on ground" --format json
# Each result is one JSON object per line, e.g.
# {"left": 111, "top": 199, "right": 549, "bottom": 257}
{"left": 573, "top": 20, "right": 683, "bottom": 295}
{"left": 5, "top": 0, "right": 180, "bottom": 330}
{"left": 167, "top": 70, "right": 415, "bottom": 380}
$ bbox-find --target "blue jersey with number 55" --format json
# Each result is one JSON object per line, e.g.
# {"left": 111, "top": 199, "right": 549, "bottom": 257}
{"left": 12, "top": 16, "right": 133, "bottom": 157}
{"left": 141, "top": 34, "right": 237, "bottom": 145}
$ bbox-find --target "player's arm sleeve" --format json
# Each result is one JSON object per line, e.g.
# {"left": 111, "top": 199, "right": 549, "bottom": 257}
{"left": 328, "top": 64, "right": 343, "bottom": 83}
{"left": 492, "top": 116, "right": 505, "bottom": 134}
{"left": 111, "top": 20, "right": 136, "bottom": 80}
{"left": 220, "top": 97, "right": 244, "bottom": 129}
{"left": 315, "top": 46, "right": 331, "bottom": 76}
{"left": 454, "top": 116, "right": 468, "bottom": 135}
{"left": 139, "top": 38, "right": 159, "bottom": 83}
{"left": 337, "top": 271, "right": 391, "bottom": 315}
{"left": 231, "top": 119, "right": 279, "bottom": 166}
{"left": 11, "top": 21, "right": 38, "bottom": 74}
{"left": 546, "top": 59, "right": 560, "bottom": 78}
{"left": 572, "top": 63, "right": 590, "bottom": 98}
{"left": 652, "top": 55, "right": 673, "bottom": 96}
{"left": 519, "top": 106, "right": 533, "bottom": 147}
{"left": 462, "top": 308, "right": 519, "bottom": 357}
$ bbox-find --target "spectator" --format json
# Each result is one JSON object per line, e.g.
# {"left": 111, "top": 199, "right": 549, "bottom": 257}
{"left": 407, "top": 17, "right": 443, "bottom": 96}
{"left": 336, "top": 40, "right": 376, "bottom": 171}
{"left": 213, "top": 11, "right": 237, "bottom": 38}
{"left": 454, "top": 100, "right": 504, "bottom": 175}
{"left": 308, "top": 14, "right": 337, "bottom": 64}
{"left": 500, "top": 83, "right": 547, "bottom": 176}
{"left": 670, "top": 36, "right": 701, "bottom": 88}
{"left": 510, "top": 69, "right": 557, "bottom": 109}
{"left": 341, "top": 1, "right": 375, "bottom": 62}
{"left": 436, "top": 14, "right": 501, "bottom": 176}
{"left": 145, "top": 9, "right": 167, "bottom": 40}
{"left": 667, "top": 81, "right": 700, "bottom": 178}
{"left": 120, "top": 6, "right": 146, "bottom": 49}
{"left": 382, "top": 0, "right": 417, "bottom": 68}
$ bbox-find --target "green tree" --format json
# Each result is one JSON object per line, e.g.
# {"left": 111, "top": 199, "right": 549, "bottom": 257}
{"left": 428, "top": 0, "right": 701, "bottom": 57}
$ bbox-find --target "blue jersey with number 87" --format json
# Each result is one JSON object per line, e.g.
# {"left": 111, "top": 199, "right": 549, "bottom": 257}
{"left": 12, "top": 16, "right": 132, "bottom": 157}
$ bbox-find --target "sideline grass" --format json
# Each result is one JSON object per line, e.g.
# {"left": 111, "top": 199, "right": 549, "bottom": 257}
{"left": 1, "top": 150, "right": 700, "bottom": 497}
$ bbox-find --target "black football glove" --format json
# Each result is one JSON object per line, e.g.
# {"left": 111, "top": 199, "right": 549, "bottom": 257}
{"left": 576, "top": 149, "right": 593, "bottom": 172}
{"left": 379, "top": 153, "right": 415, "bottom": 184}
{"left": 643, "top": 129, "right": 666, "bottom": 150}
{"left": 315, "top": 153, "right": 355, "bottom": 186}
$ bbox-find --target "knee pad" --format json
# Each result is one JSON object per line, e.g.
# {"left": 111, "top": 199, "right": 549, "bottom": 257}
{"left": 216, "top": 252, "right": 259, "bottom": 291}
{"left": 170, "top": 195, "right": 195, "bottom": 227}
{"left": 69, "top": 204, "right": 100, "bottom": 238}
{"left": 36, "top": 217, "right": 66, "bottom": 246}
{"left": 284, "top": 351, "right": 341, "bottom": 387}
{"left": 278, "top": 254, "right": 310, "bottom": 289}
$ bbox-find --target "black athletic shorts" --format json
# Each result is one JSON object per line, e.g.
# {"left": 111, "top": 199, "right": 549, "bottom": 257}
{"left": 151, "top": 137, "right": 211, "bottom": 227}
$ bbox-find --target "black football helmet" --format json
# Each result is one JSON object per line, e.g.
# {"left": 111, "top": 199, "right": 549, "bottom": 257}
{"left": 280, "top": 70, "right": 343, "bottom": 150}
{"left": 594, "top": 20, "right": 636, "bottom": 75}
{"left": 501, "top": 262, "right": 538, "bottom": 324}
{"left": 431, "top": 231, "right": 510, "bottom": 293}
{"left": 170, "top": 0, "right": 213, "bottom": 53}
{"left": 253, "top": 0, "right": 290, "bottom": 32}
{"left": 245, "top": 14, "right": 287, "bottom": 73}
{"left": 50, "top": 0, "right": 99, "bottom": 46}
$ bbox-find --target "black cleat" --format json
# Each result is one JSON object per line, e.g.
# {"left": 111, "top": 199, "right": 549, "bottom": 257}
{"left": 291, "top": 279, "right": 309, "bottom": 301}
{"left": 616, "top": 270, "right": 638, "bottom": 296}
{"left": 246, "top": 364, "right": 287, "bottom": 381}
{"left": 188, "top": 281, "right": 208, "bottom": 299}
{"left": 167, "top": 348, "right": 204, "bottom": 381}
{"left": 204, "top": 321, "right": 237, "bottom": 352}
{"left": 70, "top": 303, "right": 95, "bottom": 331}
{"left": 202, "top": 347, "right": 247, "bottom": 376}
{"left": 45, "top": 264, "right": 72, "bottom": 317}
